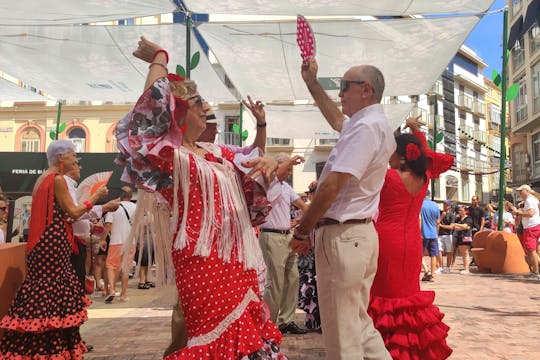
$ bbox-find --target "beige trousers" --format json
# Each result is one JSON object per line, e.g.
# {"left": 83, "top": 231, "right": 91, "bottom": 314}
{"left": 315, "top": 223, "right": 391, "bottom": 360}
{"left": 259, "top": 231, "right": 299, "bottom": 325}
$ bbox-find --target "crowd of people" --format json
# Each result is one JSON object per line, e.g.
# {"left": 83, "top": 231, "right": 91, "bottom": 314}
{"left": 1, "top": 34, "right": 539, "bottom": 360}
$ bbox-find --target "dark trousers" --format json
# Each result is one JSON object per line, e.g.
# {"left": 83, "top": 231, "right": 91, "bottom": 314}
{"left": 71, "top": 242, "right": 87, "bottom": 292}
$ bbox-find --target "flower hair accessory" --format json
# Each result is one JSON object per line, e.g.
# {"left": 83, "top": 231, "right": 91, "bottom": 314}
{"left": 405, "top": 143, "right": 421, "bottom": 161}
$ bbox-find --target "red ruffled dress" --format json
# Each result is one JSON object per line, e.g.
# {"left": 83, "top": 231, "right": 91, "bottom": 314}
{"left": 368, "top": 132, "right": 454, "bottom": 360}
{"left": 0, "top": 173, "right": 89, "bottom": 359}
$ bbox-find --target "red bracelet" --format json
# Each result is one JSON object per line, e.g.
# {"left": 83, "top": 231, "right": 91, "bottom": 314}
{"left": 83, "top": 201, "right": 93, "bottom": 211}
{"left": 153, "top": 49, "right": 169, "bottom": 64}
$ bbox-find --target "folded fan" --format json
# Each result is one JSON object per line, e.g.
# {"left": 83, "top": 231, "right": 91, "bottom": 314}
{"left": 297, "top": 15, "right": 316, "bottom": 64}
{"left": 76, "top": 171, "right": 112, "bottom": 204}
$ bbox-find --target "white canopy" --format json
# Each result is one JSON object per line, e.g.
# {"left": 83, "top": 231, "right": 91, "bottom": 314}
{"left": 198, "top": 16, "right": 481, "bottom": 100}
{"left": 0, "top": 25, "right": 236, "bottom": 102}
{"left": 186, "top": 0, "right": 493, "bottom": 16}
{"left": 0, "top": 78, "right": 50, "bottom": 102}
{"left": 0, "top": 1, "right": 177, "bottom": 25}
{"left": 254, "top": 103, "right": 413, "bottom": 139}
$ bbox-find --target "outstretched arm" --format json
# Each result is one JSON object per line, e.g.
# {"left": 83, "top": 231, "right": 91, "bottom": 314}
{"left": 133, "top": 36, "right": 168, "bottom": 91}
{"left": 301, "top": 59, "right": 345, "bottom": 132}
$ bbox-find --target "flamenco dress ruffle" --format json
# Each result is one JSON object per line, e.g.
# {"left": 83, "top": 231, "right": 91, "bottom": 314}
{"left": 0, "top": 203, "right": 89, "bottom": 359}
{"left": 368, "top": 291, "right": 452, "bottom": 360}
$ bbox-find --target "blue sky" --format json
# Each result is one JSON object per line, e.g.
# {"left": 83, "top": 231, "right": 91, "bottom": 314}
{"left": 464, "top": 0, "right": 506, "bottom": 78}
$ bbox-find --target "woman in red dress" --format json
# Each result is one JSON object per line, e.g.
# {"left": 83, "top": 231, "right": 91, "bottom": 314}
{"left": 116, "top": 37, "right": 286, "bottom": 360}
{"left": 0, "top": 140, "right": 108, "bottom": 359}
{"left": 368, "top": 116, "right": 454, "bottom": 360}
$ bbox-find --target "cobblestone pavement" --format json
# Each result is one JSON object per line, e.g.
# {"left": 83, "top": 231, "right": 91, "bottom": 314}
{"left": 83, "top": 260, "right": 540, "bottom": 360}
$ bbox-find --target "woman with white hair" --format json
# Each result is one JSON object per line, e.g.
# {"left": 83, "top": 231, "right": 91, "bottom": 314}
{"left": 0, "top": 140, "right": 108, "bottom": 359}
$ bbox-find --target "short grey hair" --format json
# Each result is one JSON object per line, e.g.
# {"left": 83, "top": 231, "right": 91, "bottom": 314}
{"left": 274, "top": 153, "right": 290, "bottom": 164}
{"left": 46, "top": 140, "right": 75, "bottom": 166}
{"left": 362, "top": 65, "right": 385, "bottom": 102}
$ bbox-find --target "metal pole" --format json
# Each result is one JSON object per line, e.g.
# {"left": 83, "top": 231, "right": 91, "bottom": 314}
{"left": 55, "top": 102, "right": 62, "bottom": 140}
{"left": 498, "top": 7, "right": 509, "bottom": 230}
{"left": 431, "top": 95, "right": 437, "bottom": 201}
{"left": 186, "top": 13, "right": 192, "bottom": 79}
{"left": 239, "top": 102, "right": 244, "bottom": 146}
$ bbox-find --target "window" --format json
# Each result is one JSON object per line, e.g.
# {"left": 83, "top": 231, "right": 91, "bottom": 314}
{"left": 315, "top": 161, "right": 326, "bottom": 179}
{"left": 223, "top": 116, "right": 240, "bottom": 145}
{"left": 512, "top": 41, "right": 525, "bottom": 71}
{"left": 475, "top": 174, "right": 483, "bottom": 201}
{"left": 489, "top": 104, "right": 501, "bottom": 125}
{"left": 461, "top": 174, "right": 470, "bottom": 201}
{"left": 515, "top": 76, "right": 527, "bottom": 123}
{"left": 446, "top": 175, "right": 458, "bottom": 201}
{"left": 530, "top": 25, "right": 540, "bottom": 55}
{"left": 316, "top": 138, "right": 338, "bottom": 145}
{"left": 511, "top": 143, "right": 527, "bottom": 184}
{"left": 533, "top": 61, "right": 540, "bottom": 114}
{"left": 267, "top": 138, "right": 291, "bottom": 146}
{"left": 534, "top": 132, "right": 540, "bottom": 165}
{"left": 453, "top": 55, "right": 478, "bottom": 76}
{"left": 21, "top": 127, "right": 41, "bottom": 152}
{"left": 67, "top": 127, "right": 86, "bottom": 153}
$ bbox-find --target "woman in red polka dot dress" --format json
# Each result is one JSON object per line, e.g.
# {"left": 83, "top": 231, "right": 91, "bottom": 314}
{"left": 115, "top": 37, "right": 287, "bottom": 360}
{"left": 0, "top": 140, "right": 108, "bottom": 359}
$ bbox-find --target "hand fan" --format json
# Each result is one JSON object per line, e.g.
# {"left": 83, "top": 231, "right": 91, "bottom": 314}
{"left": 297, "top": 15, "right": 316, "bottom": 64}
{"left": 76, "top": 171, "right": 112, "bottom": 204}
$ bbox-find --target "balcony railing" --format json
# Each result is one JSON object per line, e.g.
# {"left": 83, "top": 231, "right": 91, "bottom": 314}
{"left": 316, "top": 138, "right": 338, "bottom": 145}
{"left": 474, "top": 130, "right": 487, "bottom": 143}
{"left": 457, "top": 94, "right": 473, "bottom": 109}
{"left": 459, "top": 124, "right": 474, "bottom": 139}
{"left": 430, "top": 80, "right": 444, "bottom": 97}
{"left": 223, "top": 131, "right": 240, "bottom": 146}
{"left": 534, "top": 96, "right": 540, "bottom": 114}
{"left": 409, "top": 106, "right": 428, "bottom": 126}
{"left": 472, "top": 101, "right": 486, "bottom": 117}
{"left": 267, "top": 138, "right": 292, "bottom": 146}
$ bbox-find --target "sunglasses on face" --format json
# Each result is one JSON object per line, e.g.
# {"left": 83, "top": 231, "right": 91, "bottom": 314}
{"left": 187, "top": 95, "right": 205, "bottom": 108}
{"left": 0, "top": 207, "right": 6, "bottom": 211}
{"left": 339, "top": 79, "right": 365, "bottom": 92}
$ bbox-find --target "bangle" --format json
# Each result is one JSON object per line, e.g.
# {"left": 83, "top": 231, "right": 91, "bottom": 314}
{"left": 293, "top": 226, "right": 310, "bottom": 240}
{"left": 256, "top": 122, "right": 267, "bottom": 128}
{"left": 149, "top": 62, "right": 168, "bottom": 72}
{"left": 152, "top": 49, "right": 169, "bottom": 64}
{"left": 83, "top": 201, "right": 93, "bottom": 211}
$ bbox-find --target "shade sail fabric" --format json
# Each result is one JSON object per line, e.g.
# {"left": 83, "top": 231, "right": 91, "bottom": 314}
{"left": 0, "top": 25, "right": 236, "bottom": 102}
{"left": 240, "top": 103, "right": 412, "bottom": 139}
{"left": 0, "top": 1, "right": 177, "bottom": 26}
{"left": 198, "top": 16, "right": 481, "bottom": 100}
{"left": 0, "top": 78, "right": 50, "bottom": 102}
{"left": 186, "top": 0, "right": 493, "bottom": 16}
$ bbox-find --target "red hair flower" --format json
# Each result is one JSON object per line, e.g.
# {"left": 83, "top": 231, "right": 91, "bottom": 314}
{"left": 405, "top": 143, "right": 421, "bottom": 161}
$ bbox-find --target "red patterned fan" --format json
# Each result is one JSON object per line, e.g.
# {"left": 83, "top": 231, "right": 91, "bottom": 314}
{"left": 76, "top": 171, "right": 112, "bottom": 204}
{"left": 297, "top": 15, "right": 316, "bottom": 64}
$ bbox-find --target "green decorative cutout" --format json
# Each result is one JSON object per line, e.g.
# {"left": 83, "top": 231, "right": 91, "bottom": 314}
{"left": 491, "top": 70, "right": 501, "bottom": 87}
{"left": 232, "top": 123, "right": 240, "bottom": 134}
{"left": 507, "top": 83, "right": 520, "bottom": 102}
{"left": 58, "top": 122, "right": 67, "bottom": 133}
{"left": 176, "top": 64, "right": 186, "bottom": 78}
{"left": 190, "top": 51, "right": 200, "bottom": 70}
{"left": 427, "top": 139, "right": 434, "bottom": 149}
{"left": 242, "top": 130, "right": 248, "bottom": 141}
{"left": 49, "top": 130, "right": 56, "bottom": 140}
{"left": 435, "top": 132, "right": 444, "bottom": 143}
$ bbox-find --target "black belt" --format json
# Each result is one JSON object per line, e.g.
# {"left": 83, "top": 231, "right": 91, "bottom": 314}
{"left": 316, "top": 217, "right": 372, "bottom": 228}
{"left": 260, "top": 228, "right": 290, "bottom": 235}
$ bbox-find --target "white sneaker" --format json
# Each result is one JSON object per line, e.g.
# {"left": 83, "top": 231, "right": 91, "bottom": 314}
{"left": 435, "top": 268, "right": 442, "bottom": 274}
{"left": 459, "top": 269, "right": 470, "bottom": 275}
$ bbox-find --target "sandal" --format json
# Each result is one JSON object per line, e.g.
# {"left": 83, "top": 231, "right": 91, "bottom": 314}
{"left": 138, "top": 283, "right": 151, "bottom": 289}
{"left": 105, "top": 294, "right": 115, "bottom": 303}
{"left": 145, "top": 281, "right": 156, "bottom": 288}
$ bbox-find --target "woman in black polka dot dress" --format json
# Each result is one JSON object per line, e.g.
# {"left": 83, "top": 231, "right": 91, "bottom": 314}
{"left": 0, "top": 141, "right": 108, "bottom": 359}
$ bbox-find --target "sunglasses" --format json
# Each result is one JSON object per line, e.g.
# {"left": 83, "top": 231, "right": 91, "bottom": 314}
{"left": 187, "top": 95, "right": 205, "bottom": 108}
{"left": 339, "top": 79, "right": 365, "bottom": 92}
{"left": 0, "top": 207, "right": 6, "bottom": 211}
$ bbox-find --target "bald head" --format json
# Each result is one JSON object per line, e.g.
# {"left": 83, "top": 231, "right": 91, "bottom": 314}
{"left": 120, "top": 186, "right": 132, "bottom": 201}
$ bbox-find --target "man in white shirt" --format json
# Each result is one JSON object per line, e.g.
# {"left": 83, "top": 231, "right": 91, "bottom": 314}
{"left": 259, "top": 153, "right": 307, "bottom": 335}
{"left": 292, "top": 59, "right": 395, "bottom": 360}
{"left": 103, "top": 186, "right": 136, "bottom": 302}
{"left": 511, "top": 184, "right": 540, "bottom": 279}
{"left": 0, "top": 198, "right": 6, "bottom": 244}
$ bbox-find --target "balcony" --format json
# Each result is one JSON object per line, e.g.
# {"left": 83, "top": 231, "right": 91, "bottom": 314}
{"left": 516, "top": 106, "right": 528, "bottom": 123}
{"left": 512, "top": 49, "right": 525, "bottom": 71}
{"left": 429, "top": 80, "right": 444, "bottom": 97}
{"left": 267, "top": 137, "right": 294, "bottom": 151}
{"left": 409, "top": 106, "right": 428, "bottom": 126}
{"left": 457, "top": 94, "right": 473, "bottom": 110}
{"left": 472, "top": 101, "right": 486, "bottom": 117}
{"left": 459, "top": 124, "right": 474, "bottom": 139}
{"left": 459, "top": 156, "right": 474, "bottom": 169}
{"left": 474, "top": 130, "right": 487, "bottom": 143}
{"left": 314, "top": 138, "right": 338, "bottom": 151}
{"left": 534, "top": 96, "right": 540, "bottom": 114}
{"left": 427, "top": 114, "right": 444, "bottom": 131}
{"left": 223, "top": 132, "right": 241, "bottom": 146}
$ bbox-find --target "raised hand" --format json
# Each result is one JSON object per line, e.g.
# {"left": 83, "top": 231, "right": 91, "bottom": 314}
{"left": 133, "top": 36, "right": 162, "bottom": 63}
{"left": 301, "top": 58, "right": 319, "bottom": 85}
{"left": 403, "top": 115, "right": 422, "bottom": 132}
{"left": 242, "top": 96, "right": 265, "bottom": 124}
